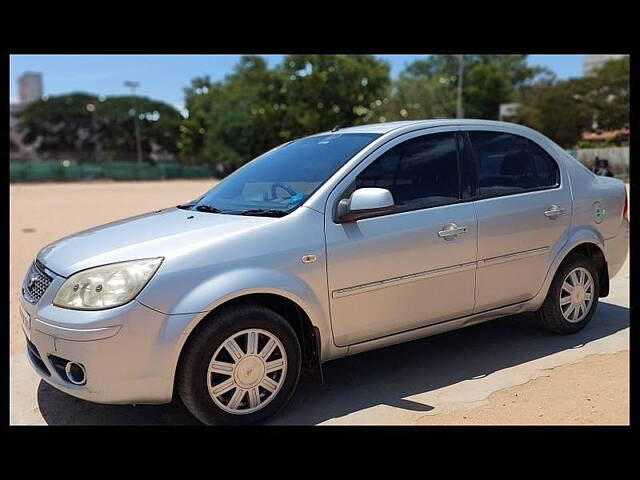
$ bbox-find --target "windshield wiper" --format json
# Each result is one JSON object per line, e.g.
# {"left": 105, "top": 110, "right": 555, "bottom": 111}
{"left": 195, "top": 204, "right": 225, "bottom": 214}
{"left": 176, "top": 202, "right": 196, "bottom": 210}
{"left": 232, "top": 208, "right": 289, "bottom": 217}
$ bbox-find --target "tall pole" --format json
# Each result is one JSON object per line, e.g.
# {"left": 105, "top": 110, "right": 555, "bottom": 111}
{"left": 124, "top": 81, "right": 143, "bottom": 165}
{"left": 456, "top": 55, "right": 464, "bottom": 118}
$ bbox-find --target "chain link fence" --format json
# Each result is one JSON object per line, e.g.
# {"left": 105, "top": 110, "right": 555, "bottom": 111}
{"left": 10, "top": 161, "right": 216, "bottom": 182}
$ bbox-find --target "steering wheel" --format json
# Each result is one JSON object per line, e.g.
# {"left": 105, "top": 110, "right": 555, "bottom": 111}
{"left": 270, "top": 182, "right": 297, "bottom": 200}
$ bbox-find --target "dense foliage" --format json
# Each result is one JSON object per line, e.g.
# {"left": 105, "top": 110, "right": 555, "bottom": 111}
{"left": 179, "top": 55, "right": 390, "bottom": 174}
{"left": 16, "top": 55, "right": 629, "bottom": 169}
{"left": 16, "top": 93, "right": 182, "bottom": 161}
{"left": 513, "top": 57, "right": 629, "bottom": 147}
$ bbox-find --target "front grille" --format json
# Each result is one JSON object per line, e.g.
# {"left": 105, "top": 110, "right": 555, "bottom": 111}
{"left": 22, "top": 260, "right": 52, "bottom": 304}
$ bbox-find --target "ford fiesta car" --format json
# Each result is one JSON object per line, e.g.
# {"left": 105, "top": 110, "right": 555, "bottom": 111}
{"left": 20, "top": 119, "right": 629, "bottom": 425}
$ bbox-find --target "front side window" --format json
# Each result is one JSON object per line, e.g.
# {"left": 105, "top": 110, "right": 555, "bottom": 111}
{"left": 355, "top": 132, "right": 460, "bottom": 212}
{"left": 190, "top": 133, "right": 381, "bottom": 215}
{"left": 468, "top": 131, "right": 559, "bottom": 197}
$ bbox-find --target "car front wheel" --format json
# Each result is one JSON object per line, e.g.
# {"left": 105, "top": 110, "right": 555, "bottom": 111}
{"left": 177, "top": 303, "right": 301, "bottom": 425}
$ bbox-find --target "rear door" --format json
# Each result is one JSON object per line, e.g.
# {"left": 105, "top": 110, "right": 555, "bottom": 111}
{"left": 464, "top": 128, "right": 572, "bottom": 312}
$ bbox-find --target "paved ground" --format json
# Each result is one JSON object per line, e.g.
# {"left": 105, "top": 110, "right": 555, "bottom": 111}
{"left": 9, "top": 181, "right": 630, "bottom": 425}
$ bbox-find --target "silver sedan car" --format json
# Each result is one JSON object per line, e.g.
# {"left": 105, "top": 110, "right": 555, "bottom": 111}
{"left": 20, "top": 119, "right": 629, "bottom": 424}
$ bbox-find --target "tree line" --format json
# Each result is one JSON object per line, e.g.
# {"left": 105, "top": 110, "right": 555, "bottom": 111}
{"left": 16, "top": 55, "right": 628, "bottom": 173}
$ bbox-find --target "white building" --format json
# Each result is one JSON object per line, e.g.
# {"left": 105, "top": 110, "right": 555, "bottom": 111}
{"left": 17, "top": 72, "right": 43, "bottom": 103}
{"left": 582, "top": 55, "right": 626, "bottom": 76}
{"left": 499, "top": 103, "right": 520, "bottom": 121}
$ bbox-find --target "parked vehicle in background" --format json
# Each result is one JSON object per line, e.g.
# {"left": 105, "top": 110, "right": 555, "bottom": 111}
{"left": 20, "top": 119, "right": 629, "bottom": 424}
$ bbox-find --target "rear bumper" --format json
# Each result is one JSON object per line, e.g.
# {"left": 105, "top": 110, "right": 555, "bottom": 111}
{"left": 604, "top": 217, "right": 629, "bottom": 279}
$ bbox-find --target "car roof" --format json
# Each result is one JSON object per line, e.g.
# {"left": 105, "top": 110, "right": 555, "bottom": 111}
{"left": 320, "top": 118, "right": 533, "bottom": 135}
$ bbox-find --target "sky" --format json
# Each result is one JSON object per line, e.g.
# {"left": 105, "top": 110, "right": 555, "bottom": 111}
{"left": 9, "top": 54, "right": 585, "bottom": 113}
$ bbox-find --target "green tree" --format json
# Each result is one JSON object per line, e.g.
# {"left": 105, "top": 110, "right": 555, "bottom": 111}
{"left": 16, "top": 92, "right": 99, "bottom": 160}
{"left": 179, "top": 56, "right": 288, "bottom": 173}
{"left": 401, "top": 55, "right": 550, "bottom": 119}
{"left": 513, "top": 57, "right": 629, "bottom": 148}
{"left": 380, "top": 75, "right": 455, "bottom": 121}
{"left": 179, "top": 54, "right": 391, "bottom": 174}
{"left": 98, "top": 96, "right": 183, "bottom": 159}
{"left": 16, "top": 92, "right": 182, "bottom": 161}
{"left": 278, "top": 55, "right": 391, "bottom": 137}
{"left": 578, "top": 57, "right": 629, "bottom": 131}
{"left": 178, "top": 76, "right": 214, "bottom": 162}
{"left": 514, "top": 78, "right": 593, "bottom": 147}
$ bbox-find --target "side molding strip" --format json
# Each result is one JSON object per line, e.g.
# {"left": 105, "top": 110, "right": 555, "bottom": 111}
{"left": 331, "top": 246, "right": 549, "bottom": 300}
{"left": 332, "top": 262, "right": 477, "bottom": 299}
{"left": 477, "top": 246, "right": 549, "bottom": 268}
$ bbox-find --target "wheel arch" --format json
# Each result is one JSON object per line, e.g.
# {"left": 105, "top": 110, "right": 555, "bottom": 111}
{"left": 174, "top": 292, "right": 323, "bottom": 394}
{"left": 561, "top": 242, "right": 609, "bottom": 297}
{"left": 544, "top": 240, "right": 609, "bottom": 302}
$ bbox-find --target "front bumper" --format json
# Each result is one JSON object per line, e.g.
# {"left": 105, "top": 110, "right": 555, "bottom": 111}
{"left": 20, "top": 270, "right": 200, "bottom": 405}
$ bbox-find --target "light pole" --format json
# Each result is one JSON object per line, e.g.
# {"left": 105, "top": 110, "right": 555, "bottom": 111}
{"left": 124, "top": 80, "right": 143, "bottom": 165}
{"left": 456, "top": 54, "right": 464, "bottom": 118}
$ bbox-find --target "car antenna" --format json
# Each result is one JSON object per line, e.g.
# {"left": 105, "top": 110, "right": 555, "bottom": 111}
{"left": 331, "top": 123, "right": 343, "bottom": 132}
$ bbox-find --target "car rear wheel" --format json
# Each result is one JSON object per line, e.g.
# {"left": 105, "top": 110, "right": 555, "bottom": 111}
{"left": 177, "top": 303, "right": 301, "bottom": 425}
{"left": 536, "top": 253, "right": 600, "bottom": 334}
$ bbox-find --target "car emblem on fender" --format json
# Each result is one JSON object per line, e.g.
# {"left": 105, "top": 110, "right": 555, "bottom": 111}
{"left": 592, "top": 201, "right": 606, "bottom": 224}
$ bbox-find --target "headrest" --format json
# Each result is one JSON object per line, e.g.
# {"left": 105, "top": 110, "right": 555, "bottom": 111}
{"left": 499, "top": 152, "right": 528, "bottom": 175}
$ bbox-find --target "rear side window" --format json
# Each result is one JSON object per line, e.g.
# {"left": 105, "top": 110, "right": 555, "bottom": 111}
{"left": 355, "top": 132, "right": 460, "bottom": 212}
{"left": 468, "top": 131, "right": 559, "bottom": 197}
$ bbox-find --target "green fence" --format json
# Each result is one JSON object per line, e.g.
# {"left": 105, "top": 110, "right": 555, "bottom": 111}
{"left": 10, "top": 161, "right": 216, "bottom": 182}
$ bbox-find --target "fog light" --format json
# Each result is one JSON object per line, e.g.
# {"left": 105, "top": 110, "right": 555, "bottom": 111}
{"left": 65, "top": 362, "right": 86, "bottom": 385}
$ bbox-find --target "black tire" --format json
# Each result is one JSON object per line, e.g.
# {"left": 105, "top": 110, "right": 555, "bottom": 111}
{"left": 177, "top": 303, "right": 301, "bottom": 425}
{"left": 536, "top": 253, "right": 600, "bottom": 334}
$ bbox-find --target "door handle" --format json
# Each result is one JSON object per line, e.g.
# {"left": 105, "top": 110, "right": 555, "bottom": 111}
{"left": 544, "top": 205, "right": 567, "bottom": 218}
{"left": 438, "top": 223, "right": 467, "bottom": 239}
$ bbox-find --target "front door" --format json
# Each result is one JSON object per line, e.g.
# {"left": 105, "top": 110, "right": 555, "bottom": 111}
{"left": 325, "top": 129, "right": 478, "bottom": 346}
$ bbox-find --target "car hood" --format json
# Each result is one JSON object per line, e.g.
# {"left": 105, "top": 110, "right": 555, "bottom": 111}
{"left": 37, "top": 207, "right": 276, "bottom": 277}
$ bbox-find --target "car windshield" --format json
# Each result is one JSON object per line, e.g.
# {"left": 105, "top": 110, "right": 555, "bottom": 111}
{"left": 188, "top": 133, "right": 381, "bottom": 216}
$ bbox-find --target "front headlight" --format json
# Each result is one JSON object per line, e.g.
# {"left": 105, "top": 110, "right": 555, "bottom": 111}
{"left": 53, "top": 258, "right": 163, "bottom": 310}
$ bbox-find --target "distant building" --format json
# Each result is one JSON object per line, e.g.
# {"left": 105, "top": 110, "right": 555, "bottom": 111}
{"left": 581, "top": 128, "right": 629, "bottom": 144}
{"left": 499, "top": 103, "right": 519, "bottom": 121}
{"left": 582, "top": 55, "right": 626, "bottom": 76}
{"left": 18, "top": 72, "right": 44, "bottom": 103}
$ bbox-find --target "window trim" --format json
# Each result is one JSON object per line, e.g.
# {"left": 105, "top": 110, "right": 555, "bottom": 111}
{"left": 331, "top": 128, "right": 469, "bottom": 223}
{"left": 463, "top": 130, "right": 562, "bottom": 201}
{"left": 457, "top": 131, "right": 478, "bottom": 199}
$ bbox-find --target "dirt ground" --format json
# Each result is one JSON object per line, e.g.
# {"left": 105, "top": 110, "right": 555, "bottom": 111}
{"left": 417, "top": 351, "right": 629, "bottom": 425}
{"left": 9, "top": 180, "right": 630, "bottom": 425}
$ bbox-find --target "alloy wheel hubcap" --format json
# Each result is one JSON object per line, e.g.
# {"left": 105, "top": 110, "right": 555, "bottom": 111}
{"left": 207, "top": 329, "right": 287, "bottom": 415}
{"left": 560, "top": 267, "right": 594, "bottom": 323}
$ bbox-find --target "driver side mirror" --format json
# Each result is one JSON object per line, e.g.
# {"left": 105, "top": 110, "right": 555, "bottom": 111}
{"left": 336, "top": 188, "right": 395, "bottom": 223}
